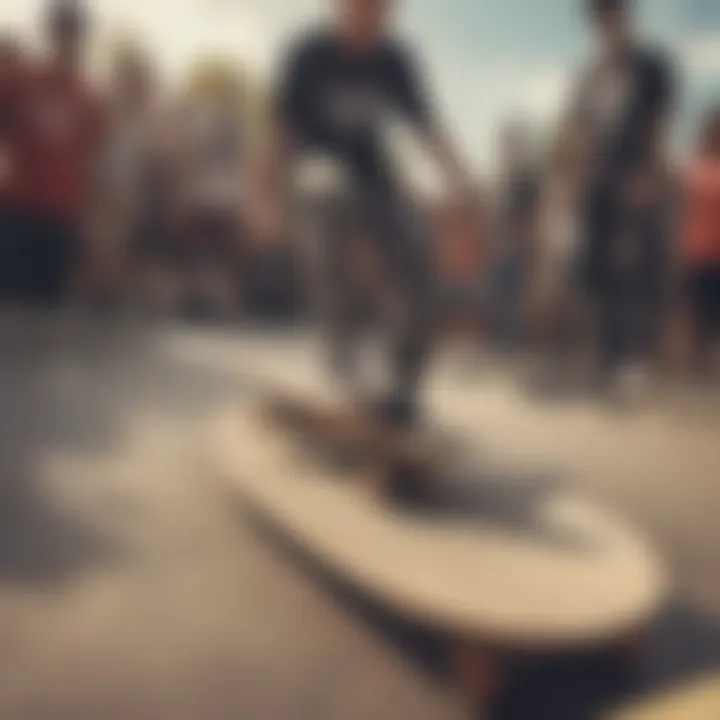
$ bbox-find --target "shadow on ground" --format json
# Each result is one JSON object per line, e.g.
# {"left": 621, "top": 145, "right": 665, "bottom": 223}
{"left": 232, "top": 491, "right": 720, "bottom": 720}
{"left": 306, "top": 434, "right": 591, "bottom": 554}
{"left": 0, "top": 315, "right": 251, "bottom": 588}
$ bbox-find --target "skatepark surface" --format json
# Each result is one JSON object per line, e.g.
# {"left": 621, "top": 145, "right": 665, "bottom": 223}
{"left": 0, "top": 316, "right": 718, "bottom": 719}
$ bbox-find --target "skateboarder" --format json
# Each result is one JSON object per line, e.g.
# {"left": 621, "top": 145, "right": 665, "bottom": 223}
{"left": 252, "top": 0, "right": 472, "bottom": 428}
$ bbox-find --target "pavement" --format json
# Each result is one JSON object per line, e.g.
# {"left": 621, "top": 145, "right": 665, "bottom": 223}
{"left": 0, "top": 315, "right": 718, "bottom": 719}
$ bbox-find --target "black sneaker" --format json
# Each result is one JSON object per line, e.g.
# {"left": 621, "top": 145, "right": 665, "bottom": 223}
{"left": 372, "top": 393, "right": 420, "bottom": 431}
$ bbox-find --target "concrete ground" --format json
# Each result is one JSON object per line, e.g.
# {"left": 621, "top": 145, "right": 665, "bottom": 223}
{"left": 0, "top": 316, "right": 718, "bottom": 720}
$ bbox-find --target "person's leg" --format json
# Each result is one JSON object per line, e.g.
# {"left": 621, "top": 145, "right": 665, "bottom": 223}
{"left": 14, "top": 213, "right": 45, "bottom": 306}
{"left": 20, "top": 214, "right": 55, "bottom": 307}
{"left": 493, "top": 254, "right": 518, "bottom": 351}
{"left": 196, "top": 213, "right": 237, "bottom": 318}
{"left": 599, "top": 253, "right": 635, "bottom": 382}
{"left": 619, "top": 217, "right": 666, "bottom": 372}
{"left": 635, "top": 281, "right": 662, "bottom": 370}
{"left": 181, "top": 212, "right": 209, "bottom": 317}
{"left": 369, "top": 192, "right": 438, "bottom": 423}
{"left": 638, "top": 248, "right": 667, "bottom": 370}
{"left": 612, "top": 262, "right": 653, "bottom": 374}
{"left": 619, "top": 253, "right": 649, "bottom": 366}
{"left": 708, "top": 267, "right": 720, "bottom": 378}
{"left": 316, "top": 194, "right": 363, "bottom": 387}
{"left": 597, "top": 278, "right": 621, "bottom": 376}
{"left": 581, "top": 196, "right": 622, "bottom": 383}
{"left": 689, "top": 268, "right": 715, "bottom": 377}
{"left": 40, "top": 218, "right": 81, "bottom": 308}
{"left": 231, "top": 217, "right": 249, "bottom": 317}
{"left": 0, "top": 206, "right": 21, "bottom": 303}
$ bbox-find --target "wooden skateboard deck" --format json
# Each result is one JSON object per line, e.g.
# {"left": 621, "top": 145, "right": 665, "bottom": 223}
{"left": 216, "top": 400, "right": 666, "bottom": 708}
{"left": 214, "top": 353, "right": 667, "bottom": 705}
{"left": 216, "top": 402, "right": 666, "bottom": 644}
{"left": 215, "top": 362, "right": 668, "bottom": 708}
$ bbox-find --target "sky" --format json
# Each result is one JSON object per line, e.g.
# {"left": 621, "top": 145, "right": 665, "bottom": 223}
{"left": 3, "top": 0, "right": 720, "bottom": 174}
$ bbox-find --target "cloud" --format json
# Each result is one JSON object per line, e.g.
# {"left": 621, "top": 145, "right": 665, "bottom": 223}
{"left": 433, "top": 62, "right": 570, "bottom": 168}
{"left": 679, "top": 0, "right": 720, "bottom": 32}
{"left": 99, "top": 0, "right": 281, "bottom": 81}
{"left": 392, "top": 60, "right": 570, "bottom": 193}
{"left": 682, "top": 33, "right": 720, "bottom": 76}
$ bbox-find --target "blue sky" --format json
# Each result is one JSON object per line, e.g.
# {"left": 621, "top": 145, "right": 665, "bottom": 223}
{"left": 394, "top": 0, "right": 720, "bottom": 173}
{"left": 4, "top": 0, "right": 720, "bottom": 172}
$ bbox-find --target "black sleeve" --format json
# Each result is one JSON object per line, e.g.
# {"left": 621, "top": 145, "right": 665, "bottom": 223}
{"left": 274, "top": 39, "right": 313, "bottom": 131}
{"left": 644, "top": 51, "right": 675, "bottom": 120}
{"left": 386, "top": 44, "right": 434, "bottom": 130}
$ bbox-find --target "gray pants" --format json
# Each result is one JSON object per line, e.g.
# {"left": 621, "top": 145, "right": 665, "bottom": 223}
{"left": 298, "top": 187, "right": 438, "bottom": 400}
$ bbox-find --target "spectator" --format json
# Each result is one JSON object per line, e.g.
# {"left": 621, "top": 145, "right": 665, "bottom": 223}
{"left": 438, "top": 193, "right": 487, "bottom": 347}
{"left": 0, "top": 33, "right": 24, "bottom": 301}
{"left": 489, "top": 122, "right": 540, "bottom": 352}
{"left": 679, "top": 107, "right": 720, "bottom": 380}
{"left": 605, "top": 160, "right": 674, "bottom": 386}
{"left": 102, "top": 41, "right": 166, "bottom": 311}
{"left": 0, "top": 1, "right": 106, "bottom": 307}
{"left": 569, "top": 0, "right": 675, "bottom": 391}
{"left": 176, "top": 62, "right": 248, "bottom": 319}
{"left": 529, "top": 126, "right": 584, "bottom": 378}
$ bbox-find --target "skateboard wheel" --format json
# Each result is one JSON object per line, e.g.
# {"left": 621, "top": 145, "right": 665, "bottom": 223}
{"left": 450, "top": 640, "right": 505, "bottom": 711}
{"left": 611, "top": 627, "right": 648, "bottom": 669}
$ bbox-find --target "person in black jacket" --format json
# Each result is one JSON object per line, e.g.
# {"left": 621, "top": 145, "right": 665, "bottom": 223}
{"left": 252, "top": 0, "right": 473, "bottom": 428}
{"left": 570, "top": 0, "right": 675, "bottom": 388}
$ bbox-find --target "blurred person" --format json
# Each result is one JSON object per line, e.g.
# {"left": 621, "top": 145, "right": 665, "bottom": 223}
{"left": 144, "top": 99, "right": 198, "bottom": 315}
{"left": 603, "top": 160, "right": 674, "bottom": 397}
{"left": 177, "top": 63, "right": 248, "bottom": 320}
{"left": 0, "top": 33, "right": 24, "bottom": 301}
{"left": 253, "top": 0, "right": 473, "bottom": 428}
{"left": 244, "top": 234, "right": 302, "bottom": 323}
{"left": 489, "top": 122, "right": 540, "bottom": 353}
{"left": 0, "top": 34, "right": 22, "bottom": 177}
{"left": 678, "top": 107, "right": 720, "bottom": 380}
{"left": 438, "top": 193, "right": 487, "bottom": 352}
{"left": 570, "top": 0, "right": 675, "bottom": 391}
{"left": 528, "top": 127, "right": 584, "bottom": 380}
{"left": 101, "top": 43, "right": 189, "bottom": 316}
{"left": 0, "top": 1, "right": 106, "bottom": 307}
{"left": 95, "top": 42, "right": 160, "bottom": 311}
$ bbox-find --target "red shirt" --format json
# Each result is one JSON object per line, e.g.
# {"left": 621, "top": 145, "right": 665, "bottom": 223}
{"left": 0, "top": 61, "right": 24, "bottom": 206}
{"left": 682, "top": 158, "right": 720, "bottom": 266}
{"left": 3, "top": 62, "right": 104, "bottom": 223}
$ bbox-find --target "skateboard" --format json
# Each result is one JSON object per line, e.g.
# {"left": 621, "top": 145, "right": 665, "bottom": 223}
{"left": 216, "top": 387, "right": 667, "bottom": 712}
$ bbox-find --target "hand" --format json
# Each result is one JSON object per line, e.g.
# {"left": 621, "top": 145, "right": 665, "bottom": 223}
{"left": 247, "top": 194, "right": 286, "bottom": 245}
{"left": 446, "top": 179, "right": 481, "bottom": 222}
